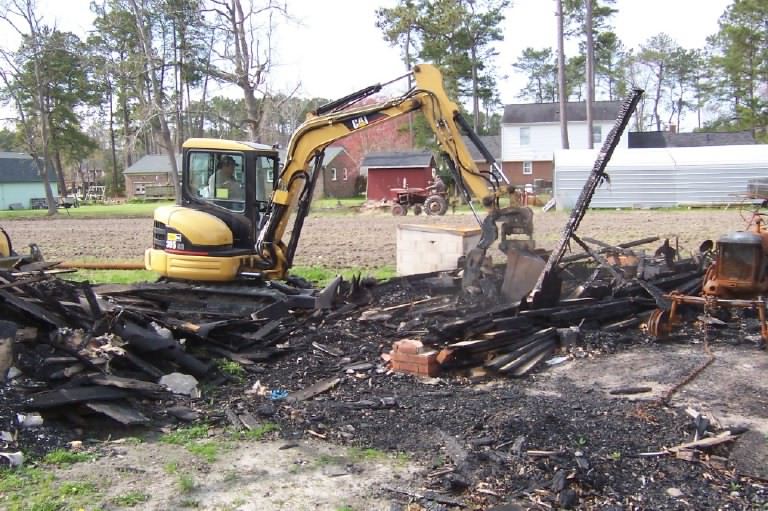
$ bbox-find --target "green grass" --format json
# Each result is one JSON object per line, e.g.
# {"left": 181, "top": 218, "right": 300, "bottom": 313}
{"left": 62, "top": 269, "right": 157, "bottom": 284}
{"left": 215, "top": 358, "right": 246, "bottom": 381}
{"left": 59, "top": 265, "right": 394, "bottom": 287}
{"left": 163, "top": 461, "right": 179, "bottom": 474}
{"left": 291, "top": 265, "right": 396, "bottom": 286}
{"left": 0, "top": 467, "right": 100, "bottom": 511}
{"left": 160, "top": 425, "right": 210, "bottom": 445}
{"left": 177, "top": 474, "right": 196, "bottom": 493}
{"left": 42, "top": 449, "right": 92, "bottom": 465}
{"left": 347, "top": 447, "right": 387, "bottom": 462}
{"left": 186, "top": 442, "right": 222, "bottom": 463}
{"left": 113, "top": 490, "right": 150, "bottom": 507}
{"left": 0, "top": 201, "right": 174, "bottom": 220}
{"left": 238, "top": 422, "right": 279, "bottom": 441}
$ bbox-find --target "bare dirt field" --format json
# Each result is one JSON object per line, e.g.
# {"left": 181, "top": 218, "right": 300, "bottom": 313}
{"left": 1, "top": 207, "right": 750, "bottom": 268}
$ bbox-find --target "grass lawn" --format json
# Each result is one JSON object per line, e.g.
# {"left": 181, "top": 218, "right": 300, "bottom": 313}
{"left": 61, "top": 265, "right": 396, "bottom": 286}
{"left": 0, "top": 201, "right": 174, "bottom": 220}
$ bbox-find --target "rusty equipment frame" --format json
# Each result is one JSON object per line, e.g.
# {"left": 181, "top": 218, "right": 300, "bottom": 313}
{"left": 648, "top": 291, "right": 768, "bottom": 345}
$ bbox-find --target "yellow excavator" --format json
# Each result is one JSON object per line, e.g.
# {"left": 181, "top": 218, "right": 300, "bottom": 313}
{"left": 145, "top": 64, "right": 542, "bottom": 300}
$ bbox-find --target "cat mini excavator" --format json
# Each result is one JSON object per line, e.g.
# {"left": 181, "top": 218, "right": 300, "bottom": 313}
{"left": 145, "top": 64, "right": 543, "bottom": 300}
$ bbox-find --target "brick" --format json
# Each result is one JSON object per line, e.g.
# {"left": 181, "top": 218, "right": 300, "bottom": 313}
{"left": 394, "top": 339, "right": 423, "bottom": 354}
{"left": 391, "top": 361, "right": 420, "bottom": 374}
{"left": 435, "top": 348, "right": 455, "bottom": 365}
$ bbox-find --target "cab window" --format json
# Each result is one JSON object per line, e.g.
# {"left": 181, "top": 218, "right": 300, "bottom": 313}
{"left": 187, "top": 151, "right": 245, "bottom": 213}
{"left": 254, "top": 155, "right": 277, "bottom": 203}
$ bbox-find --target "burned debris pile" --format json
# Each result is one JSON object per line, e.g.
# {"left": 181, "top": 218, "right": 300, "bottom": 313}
{"left": 0, "top": 271, "right": 321, "bottom": 427}
{"left": 0, "top": 234, "right": 715, "bottom": 429}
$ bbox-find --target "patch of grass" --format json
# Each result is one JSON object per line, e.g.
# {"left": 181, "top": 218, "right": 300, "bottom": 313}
{"left": 239, "top": 422, "right": 279, "bottom": 441}
{"left": 0, "top": 467, "right": 100, "bottom": 511}
{"left": 0, "top": 201, "right": 174, "bottom": 220}
{"left": 347, "top": 447, "right": 387, "bottom": 462}
{"left": 58, "top": 481, "right": 97, "bottom": 496}
{"left": 186, "top": 441, "right": 221, "bottom": 463}
{"left": 609, "top": 451, "right": 622, "bottom": 461}
{"left": 291, "top": 265, "right": 396, "bottom": 286}
{"left": 179, "top": 497, "right": 201, "bottom": 508}
{"left": 160, "top": 424, "right": 210, "bottom": 445}
{"left": 113, "top": 490, "right": 150, "bottom": 507}
{"left": 164, "top": 461, "right": 179, "bottom": 474}
{"left": 336, "top": 506, "right": 355, "bottom": 511}
{"left": 177, "top": 473, "right": 196, "bottom": 493}
{"left": 62, "top": 269, "right": 156, "bottom": 284}
{"left": 42, "top": 449, "right": 91, "bottom": 465}
{"left": 215, "top": 358, "right": 246, "bottom": 381}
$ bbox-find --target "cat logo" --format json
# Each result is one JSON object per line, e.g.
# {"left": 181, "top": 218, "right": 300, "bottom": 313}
{"left": 350, "top": 116, "right": 369, "bottom": 129}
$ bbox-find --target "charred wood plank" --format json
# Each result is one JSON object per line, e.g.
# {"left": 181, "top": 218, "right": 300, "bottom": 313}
{"left": 26, "top": 386, "right": 131, "bottom": 409}
{"left": 0, "top": 289, "right": 67, "bottom": 328}
{"left": 85, "top": 402, "right": 150, "bottom": 425}
{"left": 485, "top": 328, "right": 557, "bottom": 371}
{"left": 89, "top": 375, "right": 167, "bottom": 395}
{"left": 286, "top": 376, "right": 340, "bottom": 403}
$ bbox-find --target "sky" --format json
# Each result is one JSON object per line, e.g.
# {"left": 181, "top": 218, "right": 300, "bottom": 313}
{"left": 29, "top": 0, "right": 734, "bottom": 111}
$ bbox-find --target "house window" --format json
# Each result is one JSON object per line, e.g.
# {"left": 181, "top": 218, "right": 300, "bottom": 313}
{"left": 343, "top": 168, "right": 349, "bottom": 181}
{"left": 523, "top": 161, "right": 533, "bottom": 175}
{"left": 331, "top": 168, "right": 337, "bottom": 181}
{"left": 519, "top": 127, "right": 530, "bottom": 145}
{"left": 592, "top": 126, "right": 602, "bottom": 144}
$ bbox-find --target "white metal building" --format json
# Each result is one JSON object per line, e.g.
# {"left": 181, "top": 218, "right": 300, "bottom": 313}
{"left": 553, "top": 145, "right": 768, "bottom": 209}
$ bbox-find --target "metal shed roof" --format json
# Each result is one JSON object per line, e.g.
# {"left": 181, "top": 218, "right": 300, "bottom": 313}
{"left": 628, "top": 130, "right": 756, "bottom": 148}
{"left": 361, "top": 151, "right": 434, "bottom": 169}
{"left": 553, "top": 145, "right": 768, "bottom": 209}
{"left": 502, "top": 101, "right": 621, "bottom": 124}
{"left": 124, "top": 154, "right": 182, "bottom": 175}
{"left": 0, "top": 152, "right": 56, "bottom": 183}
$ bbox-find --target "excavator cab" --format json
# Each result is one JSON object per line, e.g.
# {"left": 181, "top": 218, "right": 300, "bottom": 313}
{"left": 146, "top": 139, "right": 280, "bottom": 281}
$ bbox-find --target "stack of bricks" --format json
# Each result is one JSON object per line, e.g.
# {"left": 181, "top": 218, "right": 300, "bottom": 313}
{"left": 389, "top": 339, "right": 440, "bottom": 377}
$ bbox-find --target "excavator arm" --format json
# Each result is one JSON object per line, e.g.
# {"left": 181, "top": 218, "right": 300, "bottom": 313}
{"left": 255, "top": 64, "right": 531, "bottom": 288}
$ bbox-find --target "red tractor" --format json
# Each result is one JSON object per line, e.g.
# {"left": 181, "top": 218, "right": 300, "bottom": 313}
{"left": 389, "top": 178, "right": 449, "bottom": 216}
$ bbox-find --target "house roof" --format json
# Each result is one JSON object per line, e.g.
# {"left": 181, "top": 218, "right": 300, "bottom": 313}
{"left": 0, "top": 152, "right": 57, "bottom": 183}
{"left": 628, "top": 130, "right": 756, "bottom": 148}
{"left": 124, "top": 154, "right": 182, "bottom": 175}
{"left": 321, "top": 146, "right": 347, "bottom": 165}
{"left": 502, "top": 101, "right": 621, "bottom": 124}
{"left": 361, "top": 150, "right": 434, "bottom": 169}
{"left": 461, "top": 135, "right": 501, "bottom": 162}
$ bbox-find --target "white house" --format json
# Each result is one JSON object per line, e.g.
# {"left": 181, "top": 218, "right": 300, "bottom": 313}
{"left": 500, "top": 101, "right": 625, "bottom": 186}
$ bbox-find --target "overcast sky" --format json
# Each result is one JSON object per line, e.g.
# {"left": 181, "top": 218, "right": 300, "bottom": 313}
{"left": 33, "top": 0, "right": 733, "bottom": 105}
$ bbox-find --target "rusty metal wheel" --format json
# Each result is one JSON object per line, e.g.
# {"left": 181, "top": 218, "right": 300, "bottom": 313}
{"left": 647, "top": 308, "right": 671, "bottom": 338}
{"left": 391, "top": 204, "right": 407, "bottom": 216}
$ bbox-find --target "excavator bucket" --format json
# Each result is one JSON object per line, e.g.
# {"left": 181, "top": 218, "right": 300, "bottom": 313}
{"left": 501, "top": 245, "right": 546, "bottom": 303}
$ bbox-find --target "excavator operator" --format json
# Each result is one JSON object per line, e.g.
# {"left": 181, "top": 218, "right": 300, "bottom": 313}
{"left": 209, "top": 155, "right": 244, "bottom": 201}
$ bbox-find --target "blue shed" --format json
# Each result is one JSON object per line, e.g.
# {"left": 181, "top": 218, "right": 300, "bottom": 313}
{"left": 0, "top": 152, "right": 59, "bottom": 210}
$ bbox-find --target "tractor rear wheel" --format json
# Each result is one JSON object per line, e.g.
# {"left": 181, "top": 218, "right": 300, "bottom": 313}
{"left": 424, "top": 195, "right": 448, "bottom": 216}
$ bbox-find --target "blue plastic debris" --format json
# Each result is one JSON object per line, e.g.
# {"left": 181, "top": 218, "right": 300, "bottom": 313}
{"left": 269, "top": 389, "right": 288, "bottom": 401}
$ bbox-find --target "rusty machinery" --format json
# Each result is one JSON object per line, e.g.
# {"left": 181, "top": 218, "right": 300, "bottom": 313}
{"left": 648, "top": 204, "right": 768, "bottom": 345}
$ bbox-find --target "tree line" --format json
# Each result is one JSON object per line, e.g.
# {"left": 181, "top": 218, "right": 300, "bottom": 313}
{"left": 513, "top": 0, "right": 768, "bottom": 144}
{"left": 0, "top": 0, "right": 762, "bottom": 215}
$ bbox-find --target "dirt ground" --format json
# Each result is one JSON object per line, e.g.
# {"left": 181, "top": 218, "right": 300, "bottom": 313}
{"left": 54, "top": 438, "right": 416, "bottom": 511}
{"left": 0, "top": 207, "right": 751, "bottom": 268}
{"left": 2, "top": 206, "right": 767, "bottom": 510}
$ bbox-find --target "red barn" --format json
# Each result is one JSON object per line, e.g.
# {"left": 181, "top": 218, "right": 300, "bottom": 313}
{"left": 361, "top": 151, "right": 436, "bottom": 201}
